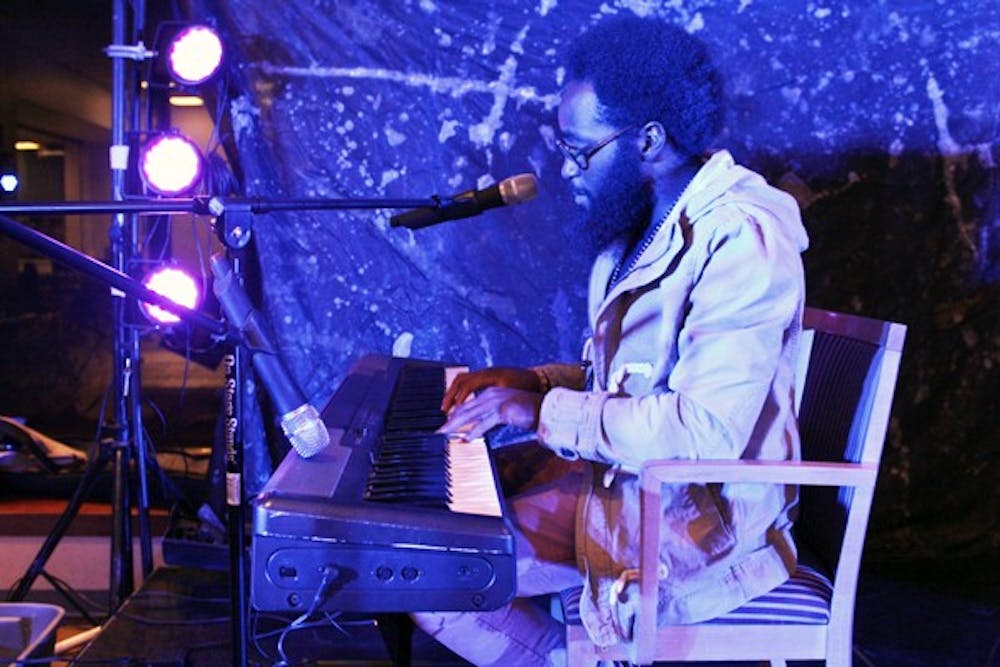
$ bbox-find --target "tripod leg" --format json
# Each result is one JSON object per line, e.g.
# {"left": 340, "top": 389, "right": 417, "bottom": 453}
{"left": 133, "top": 425, "right": 154, "bottom": 577}
{"left": 109, "top": 438, "right": 134, "bottom": 609}
{"left": 128, "top": 334, "right": 154, "bottom": 578}
{"left": 6, "top": 440, "right": 113, "bottom": 602}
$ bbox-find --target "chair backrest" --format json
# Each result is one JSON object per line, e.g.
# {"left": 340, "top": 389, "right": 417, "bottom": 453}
{"left": 794, "top": 308, "right": 906, "bottom": 576}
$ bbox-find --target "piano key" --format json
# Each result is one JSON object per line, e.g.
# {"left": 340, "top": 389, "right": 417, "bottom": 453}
{"left": 362, "top": 365, "right": 505, "bottom": 519}
{"left": 446, "top": 436, "right": 503, "bottom": 518}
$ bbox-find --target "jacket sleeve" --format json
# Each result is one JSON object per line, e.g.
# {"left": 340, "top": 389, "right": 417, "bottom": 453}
{"left": 536, "top": 210, "right": 804, "bottom": 469}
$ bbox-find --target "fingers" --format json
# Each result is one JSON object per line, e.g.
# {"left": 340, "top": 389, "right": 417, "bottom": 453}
{"left": 440, "top": 368, "right": 501, "bottom": 412}
{"left": 441, "top": 367, "right": 540, "bottom": 412}
{"left": 440, "top": 379, "right": 461, "bottom": 413}
{"left": 441, "top": 372, "right": 476, "bottom": 412}
{"left": 438, "top": 387, "right": 543, "bottom": 440}
{"left": 454, "top": 411, "right": 500, "bottom": 441}
{"left": 438, "top": 395, "right": 502, "bottom": 440}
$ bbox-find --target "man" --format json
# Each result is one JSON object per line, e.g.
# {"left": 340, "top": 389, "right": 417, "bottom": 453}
{"left": 413, "top": 14, "right": 809, "bottom": 666}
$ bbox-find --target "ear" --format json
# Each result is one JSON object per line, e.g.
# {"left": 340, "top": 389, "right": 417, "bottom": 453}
{"left": 639, "top": 121, "right": 668, "bottom": 160}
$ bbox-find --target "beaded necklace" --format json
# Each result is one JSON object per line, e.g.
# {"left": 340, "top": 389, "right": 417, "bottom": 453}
{"left": 606, "top": 176, "right": 693, "bottom": 291}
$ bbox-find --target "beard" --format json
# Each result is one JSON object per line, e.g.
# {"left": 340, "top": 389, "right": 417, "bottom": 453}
{"left": 581, "top": 143, "right": 654, "bottom": 256}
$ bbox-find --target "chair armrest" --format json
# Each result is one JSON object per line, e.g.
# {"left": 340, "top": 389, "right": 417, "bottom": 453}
{"left": 633, "top": 458, "right": 877, "bottom": 663}
{"left": 640, "top": 459, "right": 878, "bottom": 490}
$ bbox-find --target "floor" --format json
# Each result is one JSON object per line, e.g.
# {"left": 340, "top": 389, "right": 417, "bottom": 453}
{"left": 2, "top": 472, "right": 997, "bottom": 666}
{"left": 851, "top": 558, "right": 999, "bottom": 667}
{"left": 5, "top": 555, "right": 990, "bottom": 666}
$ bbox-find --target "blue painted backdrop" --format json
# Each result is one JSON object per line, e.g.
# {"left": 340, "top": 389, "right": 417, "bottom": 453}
{"left": 189, "top": 0, "right": 998, "bottom": 561}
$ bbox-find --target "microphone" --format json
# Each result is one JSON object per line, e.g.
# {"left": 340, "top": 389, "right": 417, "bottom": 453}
{"left": 390, "top": 173, "right": 538, "bottom": 229}
{"left": 210, "top": 254, "right": 330, "bottom": 458}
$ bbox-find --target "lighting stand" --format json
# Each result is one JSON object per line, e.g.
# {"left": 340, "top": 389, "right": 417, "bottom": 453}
{"left": 1, "top": 189, "right": 443, "bottom": 666}
{"left": 4, "top": 0, "right": 159, "bottom": 612}
{"left": 109, "top": 0, "right": 141, "bottom": 606}
{"left": 0, "top": 207, "right": 232, "bottom": 614}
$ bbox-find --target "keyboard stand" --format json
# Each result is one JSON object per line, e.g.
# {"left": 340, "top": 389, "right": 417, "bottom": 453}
{"left": 376, "top": 613, "right": 415, "bottom": 667}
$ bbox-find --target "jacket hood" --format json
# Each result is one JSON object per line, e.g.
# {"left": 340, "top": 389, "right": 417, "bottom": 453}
{"left": 682, "top": 150, "right": 809, "bottom": 253}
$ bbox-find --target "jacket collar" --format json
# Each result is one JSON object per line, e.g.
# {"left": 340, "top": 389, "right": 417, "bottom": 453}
{"left": 589, "top": 150, "right": 808, "bottom": 319}
{"left": 590, "top": 151, "right": 728, "bottom": 313}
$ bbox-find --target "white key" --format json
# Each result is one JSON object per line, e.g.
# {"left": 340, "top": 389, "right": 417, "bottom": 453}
{"left": 446, "top": 436, "right": 502, "bottom": 518}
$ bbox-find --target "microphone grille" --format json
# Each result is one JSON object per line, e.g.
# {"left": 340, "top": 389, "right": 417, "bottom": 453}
{"left": 280, "top": 404, "right": 331, "bottom": 458}
{"left": 499, "top": 173, "right": 539, "bottom": 205}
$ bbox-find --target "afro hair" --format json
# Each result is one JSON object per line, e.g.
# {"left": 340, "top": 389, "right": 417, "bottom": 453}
{"left": 565, "top": 14, "right": 724, "bottom": 159}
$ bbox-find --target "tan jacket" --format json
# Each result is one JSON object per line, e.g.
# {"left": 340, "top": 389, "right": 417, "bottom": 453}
{"left": 534, "top": 151, "right": 809, "bottom": 647}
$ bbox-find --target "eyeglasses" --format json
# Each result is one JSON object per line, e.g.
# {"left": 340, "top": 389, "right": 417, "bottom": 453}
{"left": 555, "top": 125, "right": 636, "bottom": 171}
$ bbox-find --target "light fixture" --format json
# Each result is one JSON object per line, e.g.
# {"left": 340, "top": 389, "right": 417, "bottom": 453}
{"left": 168, "top": 94, "right": 205, "bottom": 107}
{"left": 139, "top": 266, "right": 202, "bottom": 325}
{"left": 139, "top": 132, "right": 203, "bottom": 196}
{"left": 165, "top": 25, "right": 224, "bottom": 86}
{"left": 14, "top": 141, "right": 40, "bottom": 151}
{"left": 0, "top": 173, "right": 18, "bottom": 193}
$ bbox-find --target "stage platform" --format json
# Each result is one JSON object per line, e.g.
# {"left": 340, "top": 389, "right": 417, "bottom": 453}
{"left": 72, "top": 566, "right": 469, "bottom": 666}
{"left": 53, "top": 559, "right": 999, "bottom": 667}
{"left": 2, "top": 488, "right": 995, "bottom": 665}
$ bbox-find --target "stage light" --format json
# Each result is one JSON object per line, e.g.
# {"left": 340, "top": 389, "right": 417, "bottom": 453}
{"left": 0, "top": 173, "right": 18, "bottom": 193}
{"left": 139, "top": 133, "right": 203, "bottom": 196}
{"left": 165, "top": 25, "right": 223, "bottom": 86}
{"left": 168, "top": 94, "right": 205, "bottom": 107}
{"left": 140, "top": 266, "right": 202, "bottom": 325}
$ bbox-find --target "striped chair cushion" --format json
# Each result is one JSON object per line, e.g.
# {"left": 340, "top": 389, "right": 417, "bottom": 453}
{"left": 559, "top": 564, "right": 833, "bottom": 626}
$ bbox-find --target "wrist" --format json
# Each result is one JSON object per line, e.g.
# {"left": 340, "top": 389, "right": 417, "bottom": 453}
{"left": 533, "top": 367, "right": 552, "bottom": 394}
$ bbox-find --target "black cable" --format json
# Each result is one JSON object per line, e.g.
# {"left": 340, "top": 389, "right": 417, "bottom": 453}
{"left": 45, "top": 572, "right": 110, "bottom": 615}
{"left": 113, "top": 608, "right": 229, "bottom": 626}
{"left": 253, "top": 616, "right": 369, "bottom": 642}
{"left": 138, "top": 216, "right": 169, "bottom": 261}
{"left": 41, "top": 572, "right": 104, "bottom": 627}
{"left": 144, "top": 395, "right": 169, "bottom": 440}
{"left": 130, "top": 589, "right": 230, "bottom": 605}
{"left": 250, "top": 611, "right": 273, "bottom": 662}
{"left": 273, "top": 566, "right": 343, "bottom": 666}
{"left": 92, "top": 380, "right": 113, "bottom": 445}
{"left": 177, "top": 329, "right": 192, "bottom": 411}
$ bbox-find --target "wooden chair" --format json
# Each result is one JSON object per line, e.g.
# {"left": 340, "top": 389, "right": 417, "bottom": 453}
{"left": 562, "top": 307, "right": 907, "bottom": 666}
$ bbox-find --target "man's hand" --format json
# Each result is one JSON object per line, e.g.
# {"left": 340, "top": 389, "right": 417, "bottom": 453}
{"left": 441, "top": 366, "right": 541, "bottom": 412}
{"left": 439, "top": 387, "right": 543, "bottom": 440}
